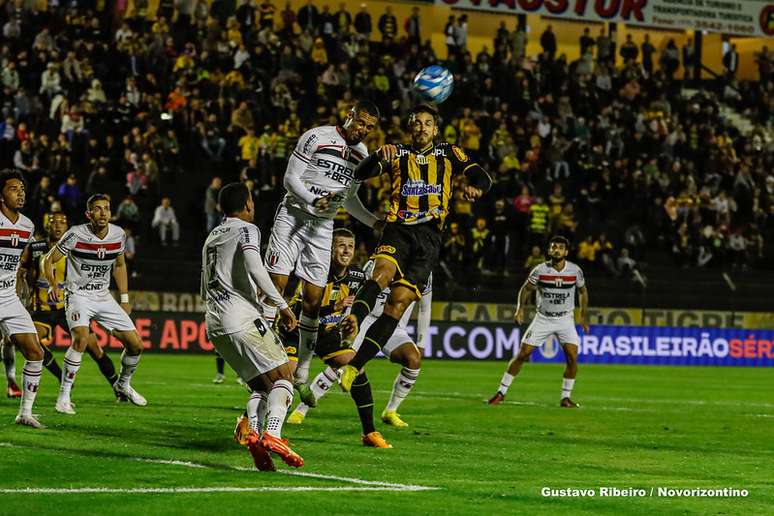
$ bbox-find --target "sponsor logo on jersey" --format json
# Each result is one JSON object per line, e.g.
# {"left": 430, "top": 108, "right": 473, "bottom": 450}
{"left": 397, "top": 207, "right": 442, "bottom": 220}
{"left": 401, "top": 180, "right": 442, "bottom": 197}
{"left": 376, "top": 245, "right": 396, "bottom": 255}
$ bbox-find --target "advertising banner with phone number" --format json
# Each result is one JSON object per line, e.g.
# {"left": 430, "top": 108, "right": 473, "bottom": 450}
{"left": 59, "top": 313, "right": 773, "bottom": 367}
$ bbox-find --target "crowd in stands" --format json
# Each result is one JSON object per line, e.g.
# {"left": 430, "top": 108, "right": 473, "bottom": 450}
{"left": 0, "top": 0, "right": 771, "bottom": 285}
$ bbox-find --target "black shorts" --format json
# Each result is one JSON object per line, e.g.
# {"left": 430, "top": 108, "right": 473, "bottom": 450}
{"left": 282, "top": 328, "right": 353, "bottom": 363}
{"left": 31, "top": 310, "right": 68, "bottom": 343}
{"left": 372, "top": 222, "right": 441, "bottom": 296}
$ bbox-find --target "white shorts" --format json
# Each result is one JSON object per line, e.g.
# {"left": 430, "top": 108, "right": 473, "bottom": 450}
{"left": 65, "top": 292, "right": 135, "bottom": 332}
{"left": 352, "top": 315, "right": 415, "bottom": 357}
{"left": 211, "top": 320, "right": 287, "bottom": 381}
{"left": 0, "top": 295, "right": 37, "bottom": 337}
{"left": 265, "top": 204, "right": 333, "bottom": 288}
{"left": 522, "top": 313, "right": 580, "bottom": 347}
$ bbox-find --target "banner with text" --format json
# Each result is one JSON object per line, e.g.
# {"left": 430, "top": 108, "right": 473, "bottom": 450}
{"left": 441, "top": 0, "right": 774, "bottom": 37}
{"left": 55, "top": 312, "right": 774, "bottom": 366}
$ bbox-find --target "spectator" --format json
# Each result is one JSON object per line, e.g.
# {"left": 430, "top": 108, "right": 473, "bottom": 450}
{"left": 528, "top": 196, "right": 550, "bottom": 247}
{"left": 58, "top": 174, "right": 83, "bottom": 221}
{"left": 151, "top": 197, "right": 180, "bottom": 246}
{"left": 723, "top": 43, "right": 739, "bottom": 77}
{"left": 470, "top": 217, "right": 491, "bottom": 270}
{"left": 378, "top": 6, "right": 397, "bottom": 41}
{"left": 540, "top": 25, "right": 556, "bottom": 60}
{"left": 619, "top": 34, "right": 638, "bottom": 64}
{"left": 444, "top": 15, "right": 457, "bottom": 58}
{"left": 490, "top": 199, "right": 512, "bottom": 275}
{"left": 114, "top": 195, "right": 141, "bottom": 234}
{"left": 524, "top": 245, "right": 546, "bottom": 272}
{"left": 455, "top": 14, "right": 468, "bottom": 55}
{"left": 124, "top": 226, "right": 138, "bottom": 278}
{"left": 579, "top": 27, "right": 595, "bottom": 57}
{"left": 405, "top": 6, "right": 421, "bottom": 46}
{"left": 641, "top": 34, "right": 655, "bottom": 75}
{"left": 442, "top": 222, "right": 466, "bottom": 274}
{"left": 354, "top": 3, "right": 372, "bottom": 41}
{"left": 205, "top": 176, "right": 222, "bottom": 232}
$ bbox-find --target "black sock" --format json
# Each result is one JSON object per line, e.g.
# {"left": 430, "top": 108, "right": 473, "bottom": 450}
{"left": 216, "top": 354, "right": 225, "bottom": 374}
{"left": 350, "top": 372, "right": 375, "bottom": 435}
{"left": 42, "top": 346, "right": 63, "bottom": 381}
{"left": 349, "top": 314, "right": 399, "bottom": 370}
{"left": 95, "top": 353, "right": 118, "bottom": 386}
{"left": 349, "top": 279, "right": 383, "bottom": 326}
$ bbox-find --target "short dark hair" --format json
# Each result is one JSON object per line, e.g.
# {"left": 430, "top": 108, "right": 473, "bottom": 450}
{"left": 87, "top": 193, "right": 110, "bottom": 210}
{"left": 353, "top": 100, "right": 380, "bottom": 120}
{"left": 218, "top": 182, "right": 250, "bottom": 215}
{"left": 333, "top": 228, "right": 355, "bottom": 241}
{"left": 0, "top": 169, "right": 25, "bottom": 193}
{"left": 549, "top": 235, "right": 571, "bottom": 249}
{"left": 409, "top": 103, "right": 439, "bottom": 124}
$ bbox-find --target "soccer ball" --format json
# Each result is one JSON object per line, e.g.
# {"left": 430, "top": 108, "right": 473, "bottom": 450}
{"left": 413, "top": 65, "right": 454, "bottom": 104}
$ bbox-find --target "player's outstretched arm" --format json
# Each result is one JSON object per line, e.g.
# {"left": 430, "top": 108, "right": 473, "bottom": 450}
{"left": 514, "top": 280, "right": 536, "bottom": 325}
{"left": 113, "top": 253, "right": 131, "bottom": 314}
{"left": 42, "top": 246, "right": 65, "bottom": 302}
{"left": 354, "top": 145, "right": 395, "bottom": 180}
{"left": 242, "top": 249, "right": 297, "bottom": 331}
{"left": 462, "top": 163, "right": 493, "bottom": 200}
{"left": 578, "top": 285, "right": 590, "bottom": 333}
{"left": 343, "top": 185, "right": 380, "bottom": 228}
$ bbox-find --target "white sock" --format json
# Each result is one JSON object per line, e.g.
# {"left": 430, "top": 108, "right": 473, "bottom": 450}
{"left": 386, "top": 367, "right": 420, "bottom": 412}
{"left": 2, "top": 340, "right": 16, "bottom": 383}
{"left": 295, "top": 314, "right": 319, "bottom": 385}
{"left": 19, "top": 360, "right": 42, "bottom": 416}
{"left": 561, "top": 378, "right": 575, "bottom": 399}
{"left": 116, "top": 351, "right": 141, "bottom": 389}
{"left": 264, "top": 379, "right": 293, "bottom": 438}
{"left": 59, "top": 348, "right": 83, "bottom": 401}
{"left": 310, "top": 366, "right": 338, "bottom": 402}
{"left": 259, "top": 300, "right": 277, "bottom": 325}
{"left": 247, "top": 391, "right": 266, "bottom": 433}
{"left": 498, "top": 372, "right": 514, "bottom": 395}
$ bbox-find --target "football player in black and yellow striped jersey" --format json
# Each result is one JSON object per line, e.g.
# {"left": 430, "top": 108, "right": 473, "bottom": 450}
{"left": 23, "top": 212, "right": 119, "bottom": 392}
{"left": 278, "top": 229, "right": 390, "bottom": 447}
{"left": 337, "top": 104, "right": 492, "bottom": 391}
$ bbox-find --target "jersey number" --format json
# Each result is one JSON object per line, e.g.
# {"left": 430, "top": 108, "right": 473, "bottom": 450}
{"left": 206, "top": 247, "right": 220, "bottom": 290}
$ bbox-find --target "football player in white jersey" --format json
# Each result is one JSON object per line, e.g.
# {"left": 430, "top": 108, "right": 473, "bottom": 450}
{"left": 202, "top": 182, "right": 302, "bottom": 470}
{"left": 288, "top": 263, "right": 432, "bottom": 434}
{"left": 489, "top": 236, "right": 590, "bottom": 408}
{"left": 260, "top": 100, "right": 383, "bottom": 401}
{"left": 44, "top": 194, "right": 147, "bottom": 414}
{"left": 0, "top": 170, "right": 46, "bottom": 428}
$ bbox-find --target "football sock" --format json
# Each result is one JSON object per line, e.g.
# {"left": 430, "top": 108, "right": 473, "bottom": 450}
{"left": 310, "top": 366, "right": 338, "bottom": 402}
{"left": 349, "top": 279, "right": 383, "bottom": 326}
{"left": 350, "top": 372, "right": 375, "bottom": 434}
{"left": 59, "top": 348, "right": 83, "bottom": 401}
{"left": 349, "top": 314, "right": 399, "bottom": 370}
{"left": 19, "top": 360, "right": 42, "bottom": 416}
{"left": 265, "top": 379, "right": 293, "bottom": 438}
{"left": 247, "top": 391, "right": 266, "bottom": 433}
{"left": 386, "top": 367, "right": 420, "bottom": 412}
{"left": 561, "top": 378, "right": 575, "bottom": 399}
{"left": 498, "top": 372, "right": 514, "bottom": 395}
{"left": 216, "top": 354, "right": 225, "bottom": 375}
{"left": 295, "top": 314, "right": 319, "bottom": 385}
{"left": 116, "top": 351, "right": 141, "bottom": 389}
{"left": 95, "top": 353, "right": 118, "bottom": 386}
{"left": 2, "top": 340, "right": 16, "bottom": 384}
{"left": 42, "top": 346, "right": 62, "bottom": 381}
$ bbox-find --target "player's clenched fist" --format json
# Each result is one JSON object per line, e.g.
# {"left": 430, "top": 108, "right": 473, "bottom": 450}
{"left": 378, "top": 144, "right": 398, "bottom": 162}
{"left": 279, "top": 307, "right": 298, "bottom": 332}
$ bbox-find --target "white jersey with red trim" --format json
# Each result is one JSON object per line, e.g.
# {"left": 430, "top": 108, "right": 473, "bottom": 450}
{"left": 284, "top": 125, "right": 368, "bottom": 218}
{"left": 527, "top": 261, "right": 585, "bottom": 318}
{"left": 201, "top": 218, "right": 264, "bottom": 337}
{"left": 55, "top": 223, "right": 125, "bottom": 298}
{"left": 0, "top": 210, "right": 34, "bottom": 298}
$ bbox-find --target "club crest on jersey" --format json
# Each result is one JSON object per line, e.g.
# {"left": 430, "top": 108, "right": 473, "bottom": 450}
{"left": 10, "top": 233, "right": 19, "bottom": 247}
{"left": 71, "top": 311, "right": 80, "bottom": 322}
{"left": 267, "top": 252, "right": 279, "bottom": 267}
{"left": 97, "top": 247, "right": 107, "bottom": 259}
{"left": 554, "top": 277, "right": 565, "bottom": 287}
{"left": 341, "top": 146, "right": 351, "bottom": 160}
{"left": 416, "top": 154, "right": 428, "bottom": 165}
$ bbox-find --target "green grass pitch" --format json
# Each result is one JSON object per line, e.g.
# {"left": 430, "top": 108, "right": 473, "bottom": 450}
{"left": 0, "top": 355, "right": 772, "bottom": 515}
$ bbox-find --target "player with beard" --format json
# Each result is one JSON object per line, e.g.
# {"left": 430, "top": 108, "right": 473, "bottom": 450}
{"left": 337, "top": 103, "right": 491, "bottom": 391}
{"left": 488, "top": 235, "right": 590, "bottom": 407}
{"left": 260, "top": 101, "right": 383, "bottom": 404}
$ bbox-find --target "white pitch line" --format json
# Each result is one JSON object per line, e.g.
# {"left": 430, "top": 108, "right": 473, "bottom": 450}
{"left": 0, "top": 486, "right": 435, "bottom": 494}
{"left": 133, "top": 458, "right": 207, "bottom": 469}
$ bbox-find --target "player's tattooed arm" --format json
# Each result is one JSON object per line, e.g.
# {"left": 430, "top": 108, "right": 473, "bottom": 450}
{"left": 354, "top": 145, "right": 395, "bottom": 180}
{"left": 43, "top": 246, "right": 65, "bottom": 302}
{"left": 514, "top": 280, "right": 536, "bottom": 325}
{"left": 578, "top": 285, "right": 590, "bottom": 333}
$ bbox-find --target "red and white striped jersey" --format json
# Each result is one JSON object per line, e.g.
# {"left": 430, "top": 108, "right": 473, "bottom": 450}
{"left": 55, "top": 223, "right": 125, "bottom": 297}
{"left": 0, "top": 210, "right": 34, "bottom": 298}
{"left": 527, "top": 261, "right": 585, "bottom": 318}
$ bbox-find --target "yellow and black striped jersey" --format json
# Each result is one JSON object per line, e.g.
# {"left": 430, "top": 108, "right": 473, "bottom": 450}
{"left": 29, "top": 240, "right": 65, "bottom": 311}
{"left": 288, "top": 265, "right": 366, "bottom": 331}
{"left": 383, "top": 142, "right": 478, "bottom": 229}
